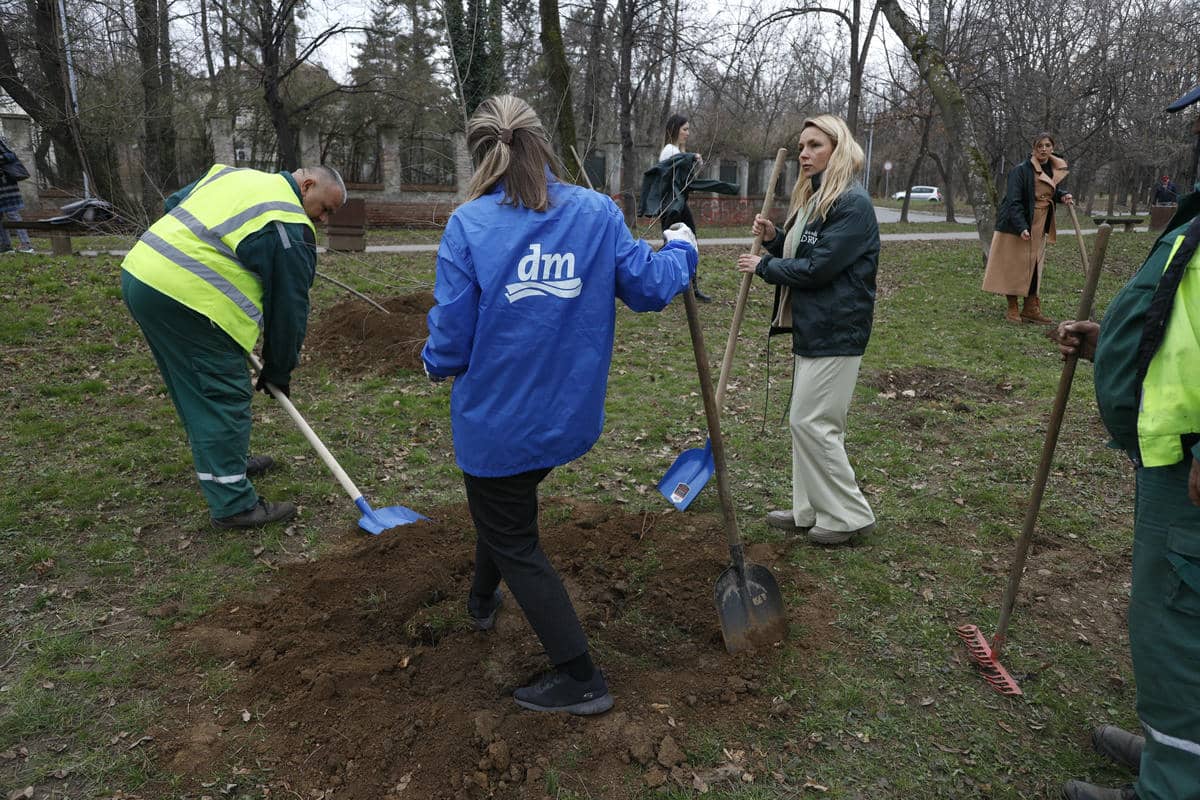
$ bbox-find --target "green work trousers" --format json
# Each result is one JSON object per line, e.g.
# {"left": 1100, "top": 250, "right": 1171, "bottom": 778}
{"left": 1131, "top": 458, "right": 1200, "bottom": 800}
{"left": 121, "top": 271, "right": 259, "bottom": 519}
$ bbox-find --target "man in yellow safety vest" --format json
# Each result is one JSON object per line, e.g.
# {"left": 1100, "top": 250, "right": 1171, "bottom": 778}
{"left": 121, "top": 164, "right": 346, "bottom": 529}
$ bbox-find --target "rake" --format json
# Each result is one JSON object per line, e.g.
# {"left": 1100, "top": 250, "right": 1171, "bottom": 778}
{"left": 957, "top": 209, "right": 1111, "bottom": 695}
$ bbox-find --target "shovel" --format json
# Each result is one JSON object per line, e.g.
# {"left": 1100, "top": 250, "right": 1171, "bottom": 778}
{"left": 679, "top": 285, "right": 787, "bottom": 653}
{"left": 956, "top": 209, "right": 1111, "bottom": 694}
{"left": 658, "top": 148, "right": 789, "bottom": 510}
{"left": 248, "top": 353, "right": 425, "bottom": 534}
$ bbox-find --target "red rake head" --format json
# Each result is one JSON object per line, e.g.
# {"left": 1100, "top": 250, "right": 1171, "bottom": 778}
{"left": 955, "top": 624, "right": 1023, "bottom": 696}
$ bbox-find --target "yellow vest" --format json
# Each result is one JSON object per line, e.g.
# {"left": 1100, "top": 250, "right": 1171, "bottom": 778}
{"left": 122, "top": 165, "right": 315, "bottom": 352}
{"left": 1138, "top": 232, "right": 1200, "bottom": 467}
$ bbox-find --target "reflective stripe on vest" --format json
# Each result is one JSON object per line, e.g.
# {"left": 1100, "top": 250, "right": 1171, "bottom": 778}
{"left": 1138, "top": 233, "right": 1200, "bottom": 467}
{"left": 121, "top": 165, "right": 315, "bottom": 352}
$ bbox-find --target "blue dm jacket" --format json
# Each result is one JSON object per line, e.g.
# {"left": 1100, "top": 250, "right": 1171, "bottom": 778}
{"left": 422, "top": 178, "right": 698, "bottom": 478}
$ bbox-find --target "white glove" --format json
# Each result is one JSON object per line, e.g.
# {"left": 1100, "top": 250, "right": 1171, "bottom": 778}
{"left": 662, "top": 222, "right": 698, "bottom": 252}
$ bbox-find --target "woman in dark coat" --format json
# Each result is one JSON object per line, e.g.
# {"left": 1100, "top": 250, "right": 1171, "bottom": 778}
{"left": 981, "top": 132, "right": 1073, "bottom": 323}
{"left": 735, "top": 114, "right": 879, "bottom": 546}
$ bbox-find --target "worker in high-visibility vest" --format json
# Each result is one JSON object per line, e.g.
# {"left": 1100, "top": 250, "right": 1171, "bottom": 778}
{"left": 1055, "top": 202, "right": 1200, "bottom": 800}
{"left": 121, "top": 164, "right": 346, "bottom": 529}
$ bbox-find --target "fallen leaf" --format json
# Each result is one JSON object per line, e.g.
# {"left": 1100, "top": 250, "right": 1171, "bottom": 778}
{"left": 920, "top": 697, "right": 935, "bottom": 706}
{"left": 802, "top": 778, "right": 829, "bottom": 792}
{"left": 127, "top": 735, "right": 153, "bottom": 750}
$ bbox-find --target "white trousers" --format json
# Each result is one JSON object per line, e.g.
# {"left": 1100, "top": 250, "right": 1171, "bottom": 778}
{"left": 789, "top": 354, "right": 875, "bottom": 532}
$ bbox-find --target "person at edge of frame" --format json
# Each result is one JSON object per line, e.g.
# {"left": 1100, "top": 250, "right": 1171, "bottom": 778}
{"left": 1053, "top": 147, "right": 1200, "bottom": 799}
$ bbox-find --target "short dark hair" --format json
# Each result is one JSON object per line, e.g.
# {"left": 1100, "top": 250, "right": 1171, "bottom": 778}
{"left": 664, "top": 114, "right": 688, "bottom": 146}
{"left": 1032, "top": 131, "right": 1055, "bottom": 148}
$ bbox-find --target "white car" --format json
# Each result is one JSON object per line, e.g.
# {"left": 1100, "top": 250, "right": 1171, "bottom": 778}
{"left": 892, "top": 185, "right": 942, "bottom": 202}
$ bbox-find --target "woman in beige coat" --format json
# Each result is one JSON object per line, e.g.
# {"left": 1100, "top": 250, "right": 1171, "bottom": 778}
{"left": 982, "top": 133, "right": 1073, "bottom": 323}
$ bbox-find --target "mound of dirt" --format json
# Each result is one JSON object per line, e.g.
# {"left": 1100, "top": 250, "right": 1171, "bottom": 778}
{"left": 305, "top": 292, "right": 434, "bottom": 375}
{"left": 154, "top": 500, "right": 833, "bottom": 799}
{"left": 860, "top": 365, "right": 1015, "bottom": 406}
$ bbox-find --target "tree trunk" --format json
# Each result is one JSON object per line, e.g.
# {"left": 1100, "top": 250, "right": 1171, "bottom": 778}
{"left": 199, "top": 0, "right": 217, "bottom": 83}
{"left": 617, "top": 0, "right": 637, "bottom": 225}
{"left": 538, "top": 0, "right": 577, "bottom": 176}
{"left": 900, "top": 112, "right": 932, "bottom": 224}
{"left": 879, "top": 0, "right": 995, "bottom": 260}
{"left": 157, "top": 0, "right": 177, "bottom": 188}
{"left": 135, "top": 0, "right": 164, "bottom": 208}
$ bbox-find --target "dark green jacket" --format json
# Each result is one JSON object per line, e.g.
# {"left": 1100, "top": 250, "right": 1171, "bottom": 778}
{"left": 1094, "top": 193, "right": 1200, "bottom": 464}
{"left": 164, "top": 172, "right": 316, "bottom": 387}
{"left": 995, "top": 158, "right": 1069, "bottom": 236}
{"left": 637, "top": 153, "right": 738, "bottom": 220}
{"left": 756, "top": 181, "right": 879, "bottom": 357}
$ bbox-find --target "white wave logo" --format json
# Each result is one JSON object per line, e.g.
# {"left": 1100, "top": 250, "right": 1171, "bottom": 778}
{"left": 505, "top": 243, "right": 582, "bottom": 303}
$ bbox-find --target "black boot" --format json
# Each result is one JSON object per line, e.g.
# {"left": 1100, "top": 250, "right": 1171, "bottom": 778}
{"left": 1092, "top": 725, "right": 1144, "bottom": 773}
{"left": 692, "top": 279, "right": 712, "bottom": 303}
{"left": 1061, "top": 780, "right": 1137, "bottom": 800}
{"left": 212, "top": 499, "right": 296, "bottom": 529}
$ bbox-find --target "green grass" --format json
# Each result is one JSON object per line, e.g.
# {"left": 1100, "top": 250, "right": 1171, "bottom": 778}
{"left": 0, "top": 229, "right": 1161, "bottom": 797}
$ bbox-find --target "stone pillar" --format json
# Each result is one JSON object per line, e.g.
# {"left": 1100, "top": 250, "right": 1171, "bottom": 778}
{"left": 453, "top": 132, "right": 471, "bottom": 201}
{"left": 207, "top": 117, "right": 236, "bottom": 165}
{"left": 0, "top": 114, "right": 39, "bottom": 207}
{"left": 378, "top": 125, "right": 402, "bottom": 199}
{"left": 298, "top": 126, "right": 321, "bottom": 166}
{"left": 760, "top": 158, "right": 773, "bottom": 196}
{"left": 784, "top": 161, "right": 799, "bottom": 195}
{"left": 736, "top": 156, "right": 749, "bottom": 197}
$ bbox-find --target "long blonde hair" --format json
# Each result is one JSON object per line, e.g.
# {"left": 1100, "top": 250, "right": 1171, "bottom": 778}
{"left": 465, "top": 95, "right": 564, "bottom": 212}
{"left": 786, "top": 114, "right": 865, "bottom": 225}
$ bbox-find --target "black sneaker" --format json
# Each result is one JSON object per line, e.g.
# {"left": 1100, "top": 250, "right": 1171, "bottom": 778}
{"left": 1091, "top": 725, "right": 1144, "bottom": 773}
{"left": 246, "top": 455, "right": 275, "bottom": 478}
{"left": 212, "top": 499, "right": 296, "bottom": 529}
{"left": 1061, "top": 781, "right": 1138, "bottom": 800}
{"left": 513, "top": 669, "right": 614, "bottom": 715}
{"left": 468, "top": 588, "right": 503, "bottom": 632}
{"left": 694, "top": 288, "right": 713, "bottom": 303}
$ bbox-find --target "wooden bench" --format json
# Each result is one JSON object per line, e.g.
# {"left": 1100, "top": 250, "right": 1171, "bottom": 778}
{"left": 0, "top": 219, "right": 99, "bottom": 253}
{"left": 1091, "top": 215, "right": 1145, "bottom": 233}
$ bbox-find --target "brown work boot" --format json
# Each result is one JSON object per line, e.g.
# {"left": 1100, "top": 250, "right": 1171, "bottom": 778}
{"left": 1021, "top": 295, "right": 1053, "bottom": 324}
{"left": 212, "top": 499, "right": 297, "bottom": 529}
{"left": 1005, "top": 295, "right": 1021, "bottom": 323}
{"left": 1091, "top": 725, "right": 1144, "bottom": 773}
{"left": 1061, "top": 780, "right": 1137, "bottom": 800}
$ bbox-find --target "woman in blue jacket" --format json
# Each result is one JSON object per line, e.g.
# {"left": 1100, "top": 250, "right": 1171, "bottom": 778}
{"left": 736, "top": 114, "right": 879, "bottom": 546}
{"left": 422, "top": 95, "right": 698, "bottom": 715}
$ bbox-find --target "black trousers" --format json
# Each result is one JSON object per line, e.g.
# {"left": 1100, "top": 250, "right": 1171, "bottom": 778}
{"left": 463, "top": 467, "right": 589, "bottom": 665}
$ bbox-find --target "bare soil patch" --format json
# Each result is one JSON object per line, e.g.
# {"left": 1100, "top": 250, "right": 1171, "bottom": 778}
{"left": 860, "top": 365, "right": 1016, "bottom": 407}
{"left": 153, "top": 500, "right": 833, "bottom": 799}
{"left": 305, "top": 293, "right": 434, "bottom": 375}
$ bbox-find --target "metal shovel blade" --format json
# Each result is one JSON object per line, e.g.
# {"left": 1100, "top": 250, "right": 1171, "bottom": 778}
{"left": 657, "top": 440, "right": 714, "bottom": 511}
{"left": 714, "top": 558, "right": 787, "bottom": 654}
{"left": 355, "top": 496, "right": 426, "bottom": 535}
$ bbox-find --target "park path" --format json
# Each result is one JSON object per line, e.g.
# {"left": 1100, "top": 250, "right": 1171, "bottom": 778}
{"left": 71, "top": 206, "right": 1146, "bottom": 256}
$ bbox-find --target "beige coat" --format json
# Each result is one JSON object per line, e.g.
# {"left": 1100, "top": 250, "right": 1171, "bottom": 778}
{"left": 982, "top": 155, "right": 1069, "bottom": 297}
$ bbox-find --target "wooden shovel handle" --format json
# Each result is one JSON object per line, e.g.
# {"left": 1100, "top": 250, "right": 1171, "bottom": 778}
{"left": 716, "top": 148, "right": 789, "bottom": 410}
{"left": 682, "top": 285, "right": 741, "bottom": 550}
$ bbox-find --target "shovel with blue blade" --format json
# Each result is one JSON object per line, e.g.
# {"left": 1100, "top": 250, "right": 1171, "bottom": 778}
{"left": 249, "top": 354, "right": 425, "bottom": 534}
{"left": 659, "top": 149, "right": 789, "bottom": 510}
